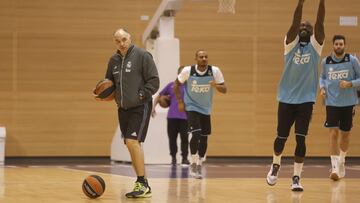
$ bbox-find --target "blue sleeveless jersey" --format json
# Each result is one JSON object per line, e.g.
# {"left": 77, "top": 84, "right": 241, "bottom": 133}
{"left": 184, "top": 66, "right": 214, "bottom": 115}
{"left": 278, "top": 36, "right": 323, "bottom": 104}
{"left": 319, "top": 54, "right": 360, "bottom": 106}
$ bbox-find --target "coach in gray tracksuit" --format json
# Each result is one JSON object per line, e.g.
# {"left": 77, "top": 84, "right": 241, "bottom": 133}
{"left": 106, "top": 44, "right": 159, "bottom": 109}
{"left": 103, "top": 28, "right": 159, "bottom": 198}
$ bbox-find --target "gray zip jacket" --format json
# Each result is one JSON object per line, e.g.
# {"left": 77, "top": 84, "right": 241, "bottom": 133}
{"left": 105, "top": 45, "right": 159, "bottom": 109}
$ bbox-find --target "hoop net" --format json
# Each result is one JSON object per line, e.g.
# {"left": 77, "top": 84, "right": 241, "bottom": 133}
{"left": 218, "top": 0, "right": 236, "bottom": 14}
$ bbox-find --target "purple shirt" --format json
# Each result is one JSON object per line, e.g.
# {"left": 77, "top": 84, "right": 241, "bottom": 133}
{"left": 159, "top": 82, "right": 187, "bottom": 120}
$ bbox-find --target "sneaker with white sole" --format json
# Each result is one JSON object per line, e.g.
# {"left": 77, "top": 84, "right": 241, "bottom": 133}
{"left": 125, "top": 181, "right": 152, "bottom": 198}
{"left": 181, "top": 159, "right": 190, "bottom": 167}
{"left": 266, "top": 164, "right": 280, "bottom": 186}
{"left": 291, "top": 175, "right": 304, "bottom": 192}
{"left": 330, "top": 159, "right": 340, "bottom": 181}
{"left": 195, "top": 165, "right": 203, "bottom": 179}
{"left": 330, "top": 171, "right": 340, "bottom": 181}
{"left": 189, "top": 163, "right": 197, "bottom": 177}
{"left": 338, "top": 160, "right": 345, "bottom": 179}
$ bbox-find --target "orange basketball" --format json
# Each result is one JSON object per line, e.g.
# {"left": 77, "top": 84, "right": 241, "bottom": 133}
{"left": 82, "top": 175, "right": 106, "bottom": 199}
{"left": 93, "top": 79, "right": 115, "bottom": 101}
{"left": 159, "top": 95, "right": 170, "bottom": 108}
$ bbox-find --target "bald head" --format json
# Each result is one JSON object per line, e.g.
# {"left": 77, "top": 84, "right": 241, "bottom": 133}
{"left": 299, "top": 21, "right": 313, "bottom": 42}
{"left": 113, "top": 28, "right": 132, "bottom": 56}
{"left": 114, "top": 28, "right": 131, "bottom": 38}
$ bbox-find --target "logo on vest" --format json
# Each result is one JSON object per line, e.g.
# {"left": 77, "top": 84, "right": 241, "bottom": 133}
{"left": 293, "top": 49, "right": 311, "bottom": 65}
{"left": 191, "top": 80, "right": 211, "bottom": 93}
{"left": 328, "top": 68, "right": 349, "bottom": 80}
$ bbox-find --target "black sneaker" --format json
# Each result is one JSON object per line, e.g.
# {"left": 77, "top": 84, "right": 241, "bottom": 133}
{"left": 291, "top": 176, "right": 304, "bottom": 192}
{"left": 181, "top": 159, "right": 190, "bottom": 166}
{"left": 171, "top": 157, "right": 177, "bottom": 166}
{"left": 125, "top": 181, "right": 152, "bottom": 198}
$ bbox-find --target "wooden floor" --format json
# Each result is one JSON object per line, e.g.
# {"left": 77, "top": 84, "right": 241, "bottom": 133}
{"left": 1, "top": 160, "right": 360, "bottom": 203}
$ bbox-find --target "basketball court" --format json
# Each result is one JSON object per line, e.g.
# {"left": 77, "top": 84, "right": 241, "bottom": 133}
{"left": 1, "top": 0, "right": 360, "bottom": 202}
{"left": 0, "top": 158, "right": 359, "bottom": 202}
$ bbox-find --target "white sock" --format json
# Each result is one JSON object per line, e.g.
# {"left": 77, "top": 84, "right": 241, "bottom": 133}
{"left": 293, "top": 162, "right": 304, "bottom": 177}
{"left": 330, "top": 155, "right": 339, "bottom": 170}
{"left": 339, "top": 150, "right": 346, "bottom": 163}
{"left": 273, "top": 154, "right": 282, "bottom": 165}
{"left": 191, "top": 154, "right": 198, "bottom": 164}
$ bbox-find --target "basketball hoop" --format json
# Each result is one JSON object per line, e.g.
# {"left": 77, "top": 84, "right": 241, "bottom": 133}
{"left": 218, "top": 0, "right": 236, "bottom": 14}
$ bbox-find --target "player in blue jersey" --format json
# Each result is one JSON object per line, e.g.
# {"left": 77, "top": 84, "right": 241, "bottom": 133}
{"left": 173, "top": 50, "right": 227, "bottom": 179}
{"left": 319, "top": 35, "right": 360, "bottom": 181}
{"left": 266, "top": 0, "right": 325, "bottom": 192}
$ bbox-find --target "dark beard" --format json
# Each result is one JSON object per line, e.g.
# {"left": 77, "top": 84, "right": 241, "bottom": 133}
{"left": 299, "top": 31, "right": 310, "bottom": 42}
{"left": 335, "top": 49, "right": 344, "bottom": 55}
{"left": 299, "top": 35, "right": 310, "bottom": 43}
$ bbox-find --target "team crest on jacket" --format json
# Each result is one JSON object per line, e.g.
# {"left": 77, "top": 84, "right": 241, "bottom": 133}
{"left": 126, "top": 61, "right": 132, "bottom": 72}
{"left": 126, "top": 61, "right": 132, "bottom": 68}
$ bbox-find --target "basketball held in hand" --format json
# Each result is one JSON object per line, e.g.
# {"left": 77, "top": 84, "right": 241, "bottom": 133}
{"left": 159, "top": 95, "right": 171, "bottom": 108}
{"left": 93, "top": 79, "right": 115, "bottom": 101}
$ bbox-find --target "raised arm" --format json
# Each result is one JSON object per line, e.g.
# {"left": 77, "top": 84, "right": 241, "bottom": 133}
{"left": 286, "top": 0, "right": 305, "bottom": 44}
{"left": 314, "top": 0, "right": 325, "bottom": 45}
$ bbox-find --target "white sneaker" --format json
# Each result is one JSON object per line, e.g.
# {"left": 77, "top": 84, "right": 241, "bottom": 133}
{"left": 266, "top": 164, "right": 280, "bottom": 186}
{"left": 189, "top": 163, "right": 197, "bottom": 177}
{"left": 291, "top": 176, "right": 304, "bottom": 192}
{"left": 330, "top": 159, "right": 340, "bottom": 181}
{"left": 195, "top": 165, "right": 203, "bottom": 179}
{"left": 338, "top": 161, "right": 345, "bottom": 178}
{"left": 330, "top": 172, "right": 340, "bottom": 181}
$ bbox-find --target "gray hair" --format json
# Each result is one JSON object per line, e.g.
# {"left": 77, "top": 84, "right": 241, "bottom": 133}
{"left": 113, "top": 28, "right": 131, "bottom": 37}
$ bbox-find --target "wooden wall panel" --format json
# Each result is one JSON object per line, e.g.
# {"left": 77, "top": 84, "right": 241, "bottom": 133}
{"left": 0, "top": 0, "right": 359, "bottom": 156}
{"left": 177, "top": 0, "right": 360, "bottom": 156}
{"left": 0, "top": 33, "right": 13, "bottom": 91}
{"left": 0, "top": 0, "right": 161, "bottom": 156}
